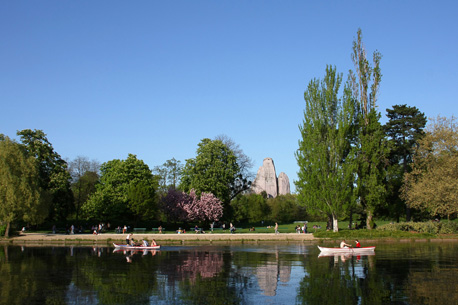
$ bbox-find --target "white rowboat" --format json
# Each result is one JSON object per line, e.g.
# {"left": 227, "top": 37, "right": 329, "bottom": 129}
{"left": 317, "top": 245, "right": 375, "bottom": 254}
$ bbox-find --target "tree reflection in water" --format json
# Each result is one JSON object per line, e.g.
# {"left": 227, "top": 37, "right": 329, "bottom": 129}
{"left": 0, "top": 243, "right": 457, "bottom": 304}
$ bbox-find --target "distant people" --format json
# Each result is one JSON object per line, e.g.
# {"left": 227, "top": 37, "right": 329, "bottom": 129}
{"left": 340, "top": 240, "right": 352, "bottom": 248}
{"left": 303, "top": 223, "right": 307, "bottom": 233}
{"left": 123, "top": 225, "right": 127, "bottom": 234}
{"left": 158, "top": 226, "right": 163, "bottom": 234}
{"left": 230, "top": 223, "right": 235, "bottom": 234}
{"left": 210, "top": 222, "right": 214, "bottom": 233}
{"left": 195, "top": 225, "right": 200, "bottom": 233}
{"left": 355, "top": 239, "right": 361, "bottom": 248}
{"left": 275, "top": 222, "right": 279, "bottom": 234}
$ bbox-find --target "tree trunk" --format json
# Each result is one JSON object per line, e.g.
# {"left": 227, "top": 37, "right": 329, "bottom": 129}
{"left": 4, "top": 222, "right": 10, "bottom": 237}
{"left": 333, "top": 215, "right": 339, "bottom": 232}
{"left": 366, "top": 212, "right": 373, "bottom": 230}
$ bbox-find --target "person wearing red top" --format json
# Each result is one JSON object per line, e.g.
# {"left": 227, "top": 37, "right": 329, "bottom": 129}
{"left": 355, "top": 239, "right": 361, "bottom": 248}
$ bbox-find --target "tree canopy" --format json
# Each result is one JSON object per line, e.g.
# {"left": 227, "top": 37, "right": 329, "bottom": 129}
{"left": 17, "top": 129, "right": 73, "bottom": 222}
{"left": 402, "top": 116, "right": 458, "bottom": 219}
{"left": 82, "top": 154, "right": 157, "bottom": 222}
{"left": 0, "top": 137, "right": 47, "bottom": 236}
{"left": 180, "top": 138, "right": 239, "bottom": 207}
{"left": 295, "top": 65, "right": 357, "bottom": 231}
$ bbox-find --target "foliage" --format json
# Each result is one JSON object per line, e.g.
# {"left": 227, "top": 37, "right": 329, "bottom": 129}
{"left": 295, "top": 65, "right": 357, "bottom": 232}
{"left": 230, "top": 193, "right": 270, "bottom": 224}
{"left": 349, "top": 29, "right": 389, "bottom": 229}
{"left": 68, "top": 156, "right": 100, "bottom": 221}
{"left": 153, "top": 158, "right": 183, "bottom": 193}
{"left": 377, "top": 221, "right": 458, "bottom": 234}
{"left": 17, "top": 129, "right": 73, "bottom": 222}
{"left": 160, "top": 188, "right": 223, "bottom": 223}
{"left": 384, "top": 104, "right": 427, "bottom": 221}
{"left": 82, "top": 154, "right": 157, "bottom": 222}
{"left": 215, "top": 134, "right": 254, "bottom": 199}
{"left": 0, "top": 137, "right": 47, "bottom": 237}
{"left": 402, "top": 116, "right": 458, "bottom": 219}
{"left": 180, "top": 138, "right": 239, "bottom": 208}
{"left": 267, "top": 194, "right": 304, "bottom": 223}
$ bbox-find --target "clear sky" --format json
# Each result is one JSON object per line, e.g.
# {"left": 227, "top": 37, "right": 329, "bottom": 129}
{"left": 2, "top": 1, "right": 457, "bottom": 193}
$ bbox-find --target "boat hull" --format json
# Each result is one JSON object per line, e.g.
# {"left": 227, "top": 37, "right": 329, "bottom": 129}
{"left": 113, "top": 243, "right": 160, "bottom": 250}
{"left": 317, "top": 246, "right": 375, "bottom": 254}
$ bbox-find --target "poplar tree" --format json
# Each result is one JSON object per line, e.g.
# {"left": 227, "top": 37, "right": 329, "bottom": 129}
{"left": 295, "top": 66, "right": 358, "bottom": 232}
{"left": 350, "top": 29, "right": 389, "bottom": 229}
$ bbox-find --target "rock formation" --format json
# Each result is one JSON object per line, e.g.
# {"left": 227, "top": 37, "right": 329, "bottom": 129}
{"left": 251, "top": 158, "right": 290, "bottom": 198}
{"left": 278, "top": 172, "right": 290, "bottom": 195}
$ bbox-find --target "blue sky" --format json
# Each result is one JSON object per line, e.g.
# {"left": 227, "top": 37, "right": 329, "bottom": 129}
{"left": 2, "top": 1, "right": 457, "bottom": 192}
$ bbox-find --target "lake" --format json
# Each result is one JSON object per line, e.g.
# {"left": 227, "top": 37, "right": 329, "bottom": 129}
{"left": 0, "top": 241, "right": 457, "bottom": 304}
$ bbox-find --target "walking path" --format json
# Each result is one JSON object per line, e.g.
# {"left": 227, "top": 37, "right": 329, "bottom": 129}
{"left": 4, "top": 232, "right": 316, "bottom": 245}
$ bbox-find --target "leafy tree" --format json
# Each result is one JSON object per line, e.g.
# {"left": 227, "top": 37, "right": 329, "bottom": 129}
{"left": 153, "top": 158, "right": 183, "bottom": 193}
{"left": 349, "top": 29, "right": 389, "bottom": 229}
{"left": 180, "top": 138, "right": 239, "bottom": 213}
{"left": 384, "top": 104, "right": 427, "bottom": 221}
{"left": 402, "top": 116, "right": 458, "bottom": 219}
{"left": 268, "top": 194, "right": 303, "bottom": 223}
{"left": 68, "top": 156, "right": 100, "bottom": 221}
{"left": 160, "top": 188, "right": 189, "bottom": 222}
{"left": 82, "top": 154, "right": 157, "bottom": 222}
{"left": 295, "top": 65, "right": 357, "bottom": 232}
{"left": 215, "top": 134, "right": 254, "bottom": 199}
{"left": 17, "top": 129, "right": 73, "bottom": 222}
{"left": 0, "top": 137, "right": 47, "bottom": 236}
{"left": 230, "top": 193, "right": 270, "bottom": 224}
{"left": 127, "top": 181, "right": 157, "bottom": 223}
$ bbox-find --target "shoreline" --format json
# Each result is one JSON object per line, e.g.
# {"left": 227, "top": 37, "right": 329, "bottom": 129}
{"left": 2, "top": 232, "right": 457, "bottom": 246}
{"left": 1, "top": 232, "right": 317, "bottom": 246}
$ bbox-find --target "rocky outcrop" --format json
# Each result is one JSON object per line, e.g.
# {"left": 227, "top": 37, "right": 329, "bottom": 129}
{"left": 278, "top": 172, "right": 290, "bottom": 195}
{"left": 251, "top": 158, "right": 290, "bottom": 198}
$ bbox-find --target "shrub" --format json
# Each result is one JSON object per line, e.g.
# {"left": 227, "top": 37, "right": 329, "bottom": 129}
{"left": 377, "top": 221, "right": 458, "bottom": 234}
{"left": 438, "top": 221, "right": 458, "bottom": 234}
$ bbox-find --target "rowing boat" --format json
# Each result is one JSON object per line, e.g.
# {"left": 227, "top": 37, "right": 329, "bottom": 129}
{"left": 317, "top": 245, "right": 375, "bottom": 254}
{"left": 113, "top": 243, "right": 161, "bottom": 250}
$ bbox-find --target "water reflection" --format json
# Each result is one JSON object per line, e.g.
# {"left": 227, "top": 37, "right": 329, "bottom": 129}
{"left": 0, "top": 243, "right": 457, "bottom": 304}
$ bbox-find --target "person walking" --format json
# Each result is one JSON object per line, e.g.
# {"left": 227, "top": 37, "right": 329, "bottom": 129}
{"left": 275, "top": 222, "right": 279, "bottom": 234}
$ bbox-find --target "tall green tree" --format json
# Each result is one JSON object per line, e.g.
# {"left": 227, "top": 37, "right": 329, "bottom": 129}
{"left": 215, "top": 134, "right": 254, "bottom": 199}
{"left": 82, "top": 154, "right": 157, "bottom": 222}
{"left": 68, "top": 156, "right": 100, "bottom": 221}
{"left": 180, "top": 138, "right": 239, "bottom": 217}
{"left": 153, "top": 158, "right": 183, "bottom": 193}
{"left": 402, "top": 116, "right": 458, "bottom": 219}
{"left": 0, "top": 137, "right": 47, "bottom": 236}
{"left": 350, "top": 29, "right": 389, "bottom": 229}
{"left": 295, "top": 65, "right": 357, "bottom": 232}
{"left": 17, "top": 129, "right": 73, "bottom": 222}
{"left": 384, "top": 104, "right": 427, "bottom": 221}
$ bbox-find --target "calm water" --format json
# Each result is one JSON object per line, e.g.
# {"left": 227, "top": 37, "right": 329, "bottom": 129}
{"left": 0, "top": 242, "right": 457, "bottom": 305}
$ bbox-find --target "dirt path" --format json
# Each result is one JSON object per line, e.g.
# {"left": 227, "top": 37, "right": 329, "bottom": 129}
{"left": 2, "top": 232, "right": 317, "bottom": 246}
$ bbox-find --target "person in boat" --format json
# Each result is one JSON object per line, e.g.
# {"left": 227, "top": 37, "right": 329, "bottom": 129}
{"left": 142, "top": 239, "right": 149, "bottom": 247}
{"left": 355, "top": 239, "right": 361, "bottom": 248}
{"left": 340, "top": 240, "right": 352, "bottom": 248}
{"left": 126, "top": 232, "right": 133, "bottom": 245}
{"left": 151, "top": 239, "right": 157, "bottom": 246}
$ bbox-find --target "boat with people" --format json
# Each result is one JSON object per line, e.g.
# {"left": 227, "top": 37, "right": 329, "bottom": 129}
{"left": 113, "top": 243, "right": 161, "bottom": 250}
{"left": 317, "top": 245, "right": 375, "bottom": 254}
